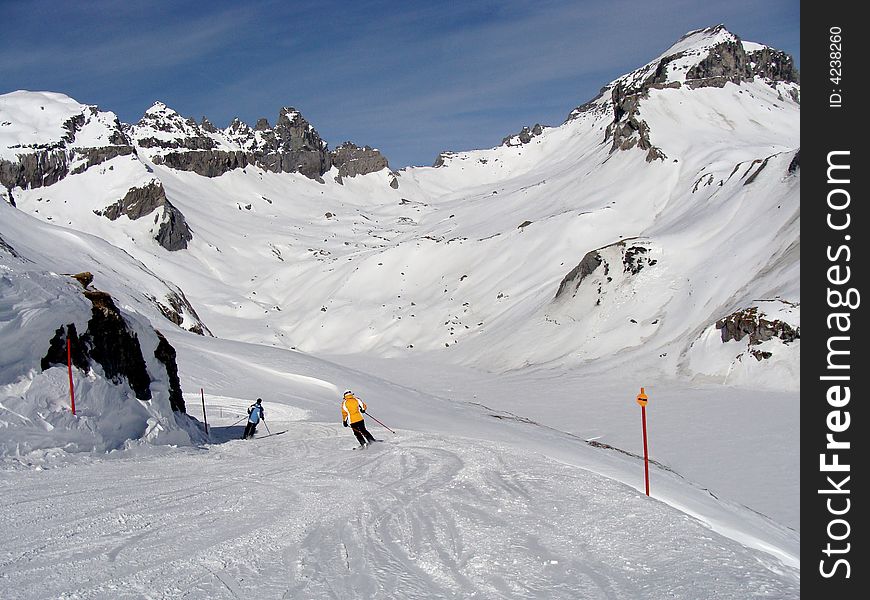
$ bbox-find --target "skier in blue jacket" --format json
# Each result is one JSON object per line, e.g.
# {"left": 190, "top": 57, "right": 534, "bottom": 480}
{"left": 242, "top": 398, "right": 265, "bottom": 439}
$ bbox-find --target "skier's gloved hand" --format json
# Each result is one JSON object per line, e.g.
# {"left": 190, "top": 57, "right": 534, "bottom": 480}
{"left": 343, "top": 420, "right": 348, "bottom": 427}
{"left": 361, "top": 408, "right": 365, "bottom": 413}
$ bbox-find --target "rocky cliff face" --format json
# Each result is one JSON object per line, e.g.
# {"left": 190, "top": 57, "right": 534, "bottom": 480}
{"left": 331, "top": 141, "right": 390, "bottom": 182}
{"left": 554, "top": 240, "right": 658, "bottom": 302}
{"left": 716, "top": 306, "right": 800, "bottom": 357}
{"left": 0, "top": 100, "right": 134, "bottom": 192}
{"left": 40, "top": 276, "right": 185, "bottom": 410}
{"left": 98, "top": 181, "right": 193, "bottom": 251}
{"left": 129, "top": 103, "right": 338, "bottom": 180}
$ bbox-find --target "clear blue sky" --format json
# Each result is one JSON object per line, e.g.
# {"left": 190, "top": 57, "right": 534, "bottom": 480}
{"left": 1, "top": 0, "right": 799, "bottom": 168}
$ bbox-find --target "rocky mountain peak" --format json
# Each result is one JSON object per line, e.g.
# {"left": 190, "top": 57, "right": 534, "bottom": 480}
{"left": 564, "top": 25, "right": 799, "bottom": 162}
{"left": 331, "top": 141, "right": 390, "bottom": 183}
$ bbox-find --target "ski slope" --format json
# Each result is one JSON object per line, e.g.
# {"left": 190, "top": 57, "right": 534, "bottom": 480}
{"left": 0, "top": 415, "right": 798, "bottom": 599}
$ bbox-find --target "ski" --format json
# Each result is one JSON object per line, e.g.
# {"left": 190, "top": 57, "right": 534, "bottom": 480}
{"left": 259, "top": 430, "right": 287, "bottom": 439}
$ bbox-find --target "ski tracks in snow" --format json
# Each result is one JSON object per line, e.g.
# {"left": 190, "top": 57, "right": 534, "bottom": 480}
{"left": 0, "top": 422, "right": 799, "bottom": 599}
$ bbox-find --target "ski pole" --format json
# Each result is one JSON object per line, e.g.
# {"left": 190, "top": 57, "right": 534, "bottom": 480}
{"left": 364, "top": 412, "right": 395, "bottom": 434}
{"left": 230, "top": 415, "right": 247, "bottom": 427}
{"left": 263, "top": 421, "right": 272, "bottom": 435}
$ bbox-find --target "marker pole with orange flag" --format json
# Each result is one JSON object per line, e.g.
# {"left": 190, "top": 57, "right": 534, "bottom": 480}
{"left": 636, "top": 387, "right": 650, "bottom": 496}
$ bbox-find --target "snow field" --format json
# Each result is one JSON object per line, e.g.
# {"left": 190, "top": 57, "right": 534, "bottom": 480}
{"left": 0, "top": 418, "right": 798, "bottom": 599}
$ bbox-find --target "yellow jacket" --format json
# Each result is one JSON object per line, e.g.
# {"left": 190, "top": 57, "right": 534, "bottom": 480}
{"left": 341, "top": 393, "right": 367, "bottom": 424}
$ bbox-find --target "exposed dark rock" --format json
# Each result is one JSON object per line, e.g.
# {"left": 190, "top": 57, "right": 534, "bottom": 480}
{"left": 154, "top": 331, "right": 185, "bottom": 412}
{"left": 604, "top": 84, "right": 667, "bottom": 162}
{"left": 200, "top": 117, "right": 218, "bottom": 133}
{"left": 502, "top": 124, "right": 544, "bottom": 147}
{"left": 144, "top": 106, "right": 334, "bottom": 180}
{"left": 331, "top": 141, "right": 389, "bottom": 182}
{"left": 41, "top": 291, "right": 153, "bottom": 401}
{"left": 433, "top": 151, "right": 457, "bottom": 167}
{"left": 716, "top": 306, "right": 800, "bottom": 346}
{"left": 81, "top": 290, "right": 153, "bottom": 400}
{"left": 41, "top": 285, "right": 188, "bottom": 410}
{"left": 788, "top": 149, "right": 800, "bottom": 173}
{"left": 1, "top": 104, "right": 133, "bottom": 189}
{"left": 99, "top": 182, "right": 193, "bottom": 251}
{"left": 555, "top": 240, "right": 658, "bottom": 301}
{"left": 390, "top": 176, "right": 399, "bottom": 189}
{"left": 743, "top": 157, "right": 770, "bottom": 185}
{"left": 151, "top": 290, "right": 212, "bottom": 336}
{"left": 155, "top": 150, "right": 249, "bottom": 177}
{"left": 0, "top": 149, "right": 69, "bottom": 190}
{"left": 101, "top": 181, "right": 169, "bottom": 221}
{"left": 623, "top": 245, "right": 657, "bottom": 274}
{"left": 555, "top": 250, "right": 602, "bottom": 299}
{"left": 574, "top": 26, "right": 797, "bottom": 162}
{"left": 686, "top": 43, "right": 799, "bottom": 87}
{"left": 136, "top": 135, "right": 215, "bottom": 151}
{"left": 41, "top": 323, "right": 89, "bottom": 371}
{"left": 0, "top": 234, "right": 21, "bottom": 257}
{"left": 156, "top": 203, "right": 193, "bottom": 251}
{"left": 69, "top": 146, "right": 135, "bottom": 175}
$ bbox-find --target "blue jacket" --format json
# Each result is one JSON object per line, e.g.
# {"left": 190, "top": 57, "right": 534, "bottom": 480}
{"left": 248, "top": 404, "right": 264, "bottom": 424}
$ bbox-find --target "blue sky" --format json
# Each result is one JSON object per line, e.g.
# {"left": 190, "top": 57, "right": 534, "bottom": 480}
{"left": 1, "top": 0, "right": 799, "bottom": 168}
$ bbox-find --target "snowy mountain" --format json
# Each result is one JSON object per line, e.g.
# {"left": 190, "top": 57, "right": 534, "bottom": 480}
{"left": 1, "top": 25, "right": 800, "bottom": 597}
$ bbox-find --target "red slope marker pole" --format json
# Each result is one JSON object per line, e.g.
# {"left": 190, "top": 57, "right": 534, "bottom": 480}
{"left": 636, "top": 387, "right": 650, "bottom": 496}
{"left": 67, "top": 338, "right": 76, "bottom": 416}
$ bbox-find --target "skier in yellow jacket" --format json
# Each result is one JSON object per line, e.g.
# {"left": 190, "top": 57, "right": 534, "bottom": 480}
{"left": 341, "top": 390, "right": 377, "bottom": 448}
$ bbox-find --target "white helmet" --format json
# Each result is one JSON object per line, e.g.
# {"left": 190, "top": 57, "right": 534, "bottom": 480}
{"left": 344, "top": 390, "right": 353, "bottom": 395}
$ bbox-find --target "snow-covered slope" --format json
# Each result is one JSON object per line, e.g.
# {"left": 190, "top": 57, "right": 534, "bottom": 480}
{"left": 1, "top": 25, "right": 801, "bottom": 596}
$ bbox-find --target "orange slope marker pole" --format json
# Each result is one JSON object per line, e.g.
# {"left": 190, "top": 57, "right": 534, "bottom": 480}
{"left": 636, "top": 387, "right": 649, "bottom": 496}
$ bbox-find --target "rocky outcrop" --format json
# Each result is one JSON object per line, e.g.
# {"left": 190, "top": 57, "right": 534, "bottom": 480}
{"left": 433, "top": 151, "right": 458, "bottom": 168}
{"left": 0, "top": 149, "right": 70, "bottom": 190}
{"left": 156, "top": 203, "right": 194, "bottom": 251}
{"left": 155, "top": 150, "right": 249, "bottom": 177}
{"left": 570, "top": 25, "right": 798, "bottom": 163}
{"left": 686, "top": 43, "right": 799, "bottom": 88}
{"left": 502, "top": 124, "right": 544, "bottom": 147}
{"left": 135, "top": 104, "right": 334, "bottom": 180}
{"left": 555, "top": 240, "right": 658, "bottom": 301}
{"left": 98, "top": 181, "right": 193, "bottom": 251}
{"left": 555, "top": 250, "right": 602, "bottom": 299}
{"left": 1, "top": 105, "right": 134, "bottom": 191}
{"left": 623, "top": 245, "right": 658, "bottom": 274}
{"left": 0, "top": 234, "right": 21, "bottom": 258}
{"left": 154, "top": 331, "right": 185, "bottom": 413}
{"left": 788, "top": 149, "right": 800, "bottom": 173}
{"left": 331, "top": 142, "right": 389, "bottom": 182}
{"left": 151, "top": 290, "right": 212, "bottom": 336}
{"left": 604, "top": 83, "right": 668, "bottom": 162}
{"left": 102, "top": 181, "right": 169, "bottom": 221}
{"left": 40, "top": 280, "right": 186, "bottom": 409}
{"left": 716, "top": 306, "right": 800, "bottom": 347}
